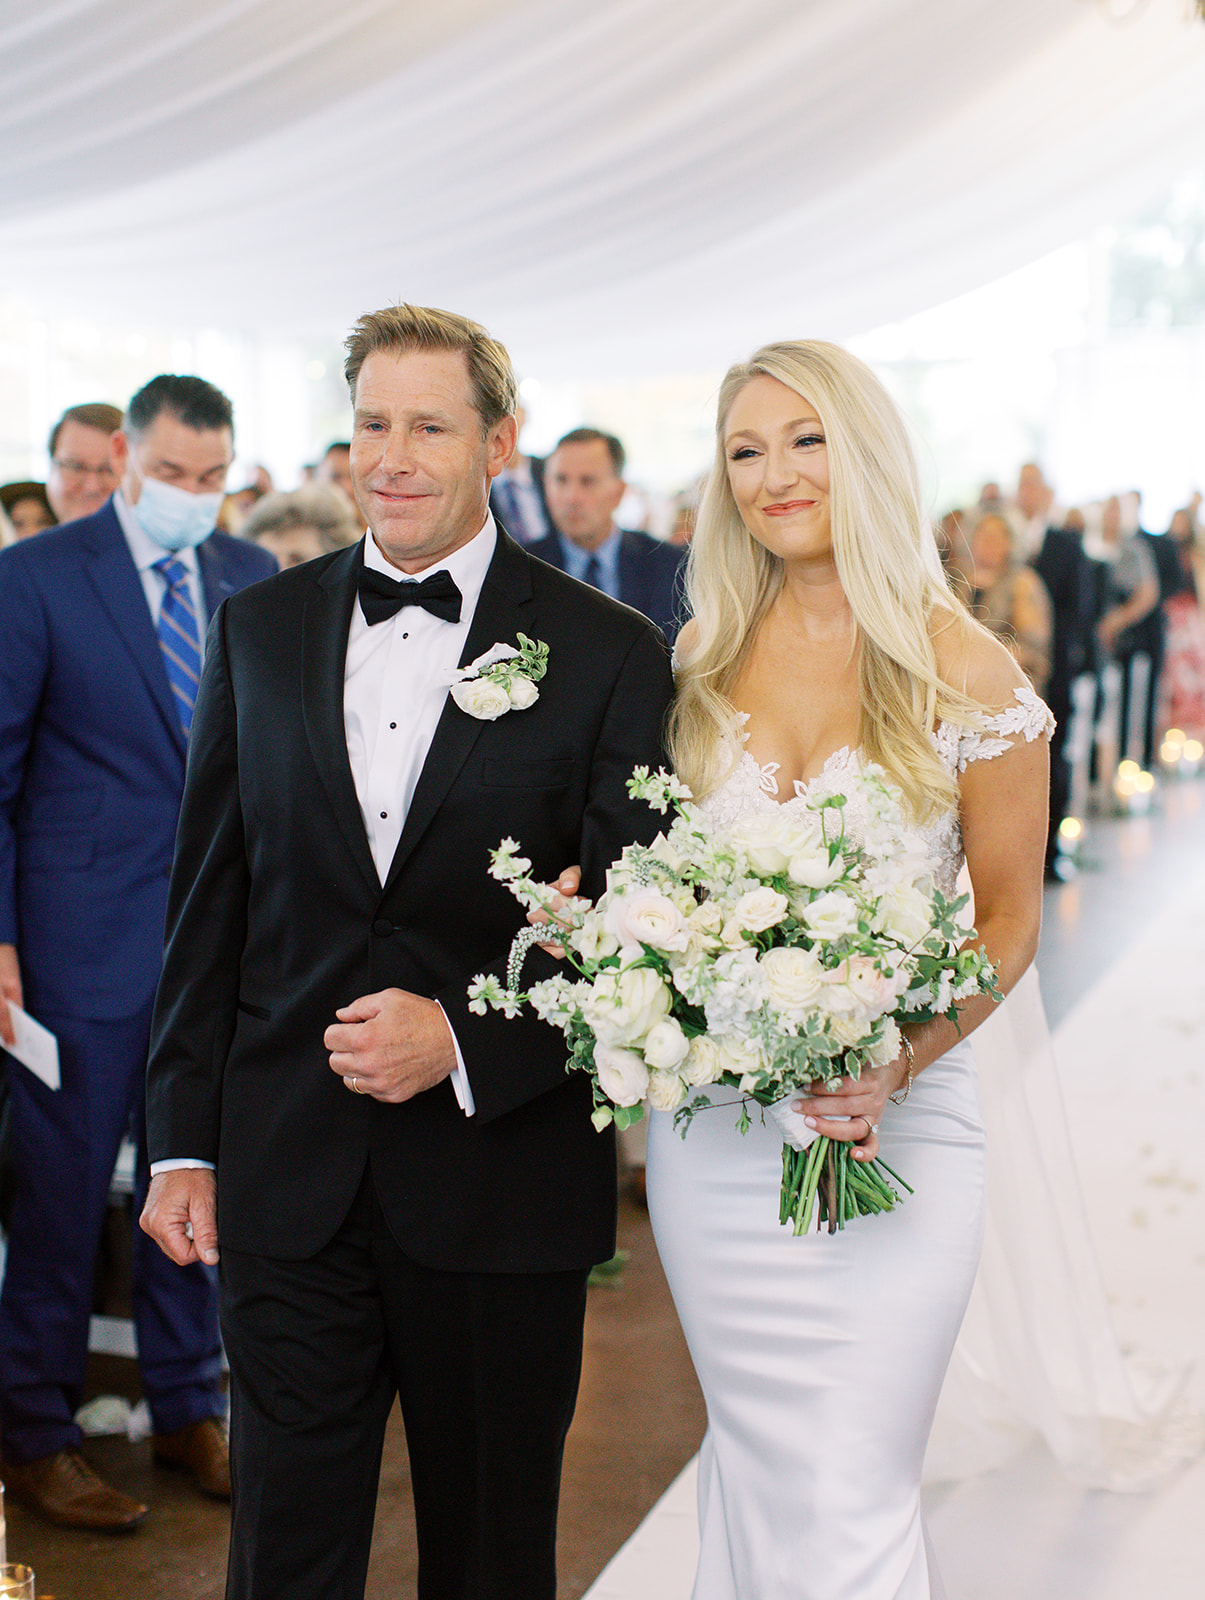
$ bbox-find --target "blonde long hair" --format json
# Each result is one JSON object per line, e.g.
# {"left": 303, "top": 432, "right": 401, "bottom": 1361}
{"left": 669, "top": 341, "right": 985, "bottom": 820}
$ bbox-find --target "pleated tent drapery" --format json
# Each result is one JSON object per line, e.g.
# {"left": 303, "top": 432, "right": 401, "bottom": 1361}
{"left": 2, "top": 0, "right": 1204, "bottom": 375}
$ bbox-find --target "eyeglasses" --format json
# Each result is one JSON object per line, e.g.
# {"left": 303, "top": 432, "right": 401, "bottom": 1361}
{"left": 52, "top": 458, "right": 117, "bottom": 483}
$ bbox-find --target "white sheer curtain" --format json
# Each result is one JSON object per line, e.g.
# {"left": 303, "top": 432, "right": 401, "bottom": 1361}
{"left": 2, "top": 1, "right": 1204, "bottom": 373}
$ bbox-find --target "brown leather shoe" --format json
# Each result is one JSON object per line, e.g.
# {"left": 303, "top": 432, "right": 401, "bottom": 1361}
{"left": 152, "top": 1416, "right": 231, "bottom": 1500}
{"left": 1, "top": 1447, "right": 148, "bottom": 1531}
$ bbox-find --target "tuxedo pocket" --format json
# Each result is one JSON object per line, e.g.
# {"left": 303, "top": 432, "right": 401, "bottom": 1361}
{"left": 236, "top": 998, "right": 272, "bottom": 1021}
{"left": 479, "top": 757, "right": 574, "bottom": 790}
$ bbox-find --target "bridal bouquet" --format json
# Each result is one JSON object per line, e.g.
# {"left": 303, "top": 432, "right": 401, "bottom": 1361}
{"left": 468, "top": 767, "right": 998, "bottom": 1234}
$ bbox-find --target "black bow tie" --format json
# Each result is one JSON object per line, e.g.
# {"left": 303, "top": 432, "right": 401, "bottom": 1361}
{"left": 358, "top": 566, "right": 462, "bottom": 626}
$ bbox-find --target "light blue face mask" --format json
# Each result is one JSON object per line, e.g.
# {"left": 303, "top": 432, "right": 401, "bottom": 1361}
{"left": 135, "top": 474, "right": 223, "bottom": 551}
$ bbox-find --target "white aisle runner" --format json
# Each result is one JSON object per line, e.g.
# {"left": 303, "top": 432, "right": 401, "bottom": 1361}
{"left": 584, "top": 867, "right": 1205, "bottom": 1600}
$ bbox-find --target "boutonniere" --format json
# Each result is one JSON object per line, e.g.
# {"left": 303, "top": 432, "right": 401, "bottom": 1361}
{"left": 450, "top": 633, "right": 549, "bottom": 721}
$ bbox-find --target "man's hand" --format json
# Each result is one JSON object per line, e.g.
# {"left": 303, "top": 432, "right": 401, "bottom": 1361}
{"left": 140, "top": 1169, "right": 220, "bottom": 1266}
{"left": 0, "top": 943, "right": 22, "bottom": 1049}
{"left": 325, "top": 988, "right": 456, "bottom": 1103}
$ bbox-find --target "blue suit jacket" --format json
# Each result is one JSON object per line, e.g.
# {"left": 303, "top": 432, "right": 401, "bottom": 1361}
{"left": 0, "top": 500, "right": 276, "bottom": 1020}
{"left": 525, "top": 527, "right": 687, "bottom": 643}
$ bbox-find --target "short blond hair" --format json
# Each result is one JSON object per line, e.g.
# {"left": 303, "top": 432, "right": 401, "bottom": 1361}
{"left": 343, "top": 304, "right": 517, "bottom": 431}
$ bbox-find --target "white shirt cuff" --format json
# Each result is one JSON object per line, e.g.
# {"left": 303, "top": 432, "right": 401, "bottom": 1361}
{"left": 150, "top": 1158, "right": 216, "bottom": 1175}
{"left": 436, "top": 1000, "right": 476, "bottom": 1117}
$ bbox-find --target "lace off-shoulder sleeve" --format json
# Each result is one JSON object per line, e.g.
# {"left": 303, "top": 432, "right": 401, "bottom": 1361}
{"left": 953, "top": 686, "right": 1055, "bottom": 772}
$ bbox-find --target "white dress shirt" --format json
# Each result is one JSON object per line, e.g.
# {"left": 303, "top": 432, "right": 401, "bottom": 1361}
{"left": 113, "top": 490, "right": 207, "bottom": 647}
{"left": 150, "top": 518, "right": 492, "bottom": 1174}
{"left": 344, "top": 520, "right": 500, "bottom": 1117}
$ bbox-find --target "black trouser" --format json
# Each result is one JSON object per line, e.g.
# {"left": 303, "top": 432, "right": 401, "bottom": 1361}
{"left": 220, "top": 1171, "right": 589, "bottom": 1600}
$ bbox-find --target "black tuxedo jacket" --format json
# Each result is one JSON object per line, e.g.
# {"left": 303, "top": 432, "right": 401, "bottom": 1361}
{"left": 146, "top": 532, "right": 674, "bottom": 1270}
{"left": 527, "top": 528, "right": 688, "bottom": 643}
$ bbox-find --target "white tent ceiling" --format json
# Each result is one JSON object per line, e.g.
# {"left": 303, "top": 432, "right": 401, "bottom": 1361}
{"left": 2, "top": 0, "right": 1204, "bottom": 379}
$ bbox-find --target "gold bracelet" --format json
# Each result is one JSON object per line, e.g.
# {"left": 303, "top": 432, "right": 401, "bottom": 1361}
{"left": 890, "top": 1034, "right": 914, "bottom": 1105}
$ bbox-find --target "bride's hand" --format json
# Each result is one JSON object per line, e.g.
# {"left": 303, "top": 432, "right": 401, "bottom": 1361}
{"left": 788, "top": 1051, "right": 909, "bottom": 1163}
{"left": 527, "top": 864, "right": 588, "bottom": 958}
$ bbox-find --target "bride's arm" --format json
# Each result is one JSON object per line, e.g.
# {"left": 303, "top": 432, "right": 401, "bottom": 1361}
{"left": 795, "top": 632, "right": 1049, "bottom": 1161}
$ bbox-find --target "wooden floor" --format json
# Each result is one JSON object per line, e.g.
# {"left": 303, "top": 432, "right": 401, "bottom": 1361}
{"left": 6, "top": 775, "right": 1203, "bottom": 1600}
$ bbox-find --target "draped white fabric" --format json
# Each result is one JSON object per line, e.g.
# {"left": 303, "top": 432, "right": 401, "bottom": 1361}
{"left": 2, "top": 0, "right": 1204, "bottom": 375}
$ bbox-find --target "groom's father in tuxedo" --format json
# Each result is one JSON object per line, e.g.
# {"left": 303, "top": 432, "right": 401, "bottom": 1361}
{"left": 141, "top": 304, "right": 674, "bottom": 1600}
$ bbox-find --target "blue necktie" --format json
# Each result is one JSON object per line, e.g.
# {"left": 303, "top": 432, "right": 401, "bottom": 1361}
{"left": 154, "top": 557, "right": 202, "bottom": 735}
{"left": 583, "top": 554, "right": 603, "bottom": 592}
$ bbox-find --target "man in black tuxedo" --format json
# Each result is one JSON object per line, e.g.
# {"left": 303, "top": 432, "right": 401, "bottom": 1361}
{"left": 529, "top": 427, "right": 687, "bottom": 642}
{"left": 140, "top": 304, "right": 674, "bottom": 1600}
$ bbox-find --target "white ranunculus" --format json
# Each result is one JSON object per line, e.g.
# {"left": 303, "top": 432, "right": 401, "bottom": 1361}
{"left": 688, "top": 900, "right": 724, "bottom": 936}
{"left": 643, "top": 1017, "right": 691, "bottom": 1073}
{"left": 732, "top": 886, "right": 790, "bottom": 933}
{"left": 646, "top": 1070, "right": 687, "bottom": 1112}
{"left": 800, "top": 890, "right": 861, "bottom": 941}
{"left": 760, "top": 945, "right": 825, "bottom": 1011}
{"left": 594, "top": 1045, "right": 650, "bottom": 1106}
{"left": 681, "top": 1034, "right": 724, "bottom": 1086}
{"left": 451, "top": 677, "right": 512, "bottom": 720}
{"left": 507, "top": 675, "right": 539, "bottom": 709}
{"left": 729, "top": 812, "right": 793, "bottom": 875}
{"left": 604, "top": 888, "right": 688, "bottom": 952}
{"left": 841, "top": 954, "right": 904, "bottom": 1019}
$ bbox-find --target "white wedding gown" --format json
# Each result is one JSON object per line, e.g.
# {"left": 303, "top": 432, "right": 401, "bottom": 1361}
{"left": 646, "top": 689, "right": 1053, "bottom": 1600}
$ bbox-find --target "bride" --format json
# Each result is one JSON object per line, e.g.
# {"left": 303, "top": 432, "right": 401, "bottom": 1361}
{"left": 640, "top": 341, "right": 1050, "bottom": 1600}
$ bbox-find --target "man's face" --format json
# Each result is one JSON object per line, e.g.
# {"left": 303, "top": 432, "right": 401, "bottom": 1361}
{"left": 350, "top": 349, "right": 515, "bottom": 574}
{"left": 544, "top": 440, "right": 625, "bottom": 552}
{"left": 112, "top": 412, "right": 234, "bottom": 503}
{"left": 317, "top": 446, "right": 355, "bottom": 507}
{"left": 46, "top": 420, "right": 118, "bottom": 524}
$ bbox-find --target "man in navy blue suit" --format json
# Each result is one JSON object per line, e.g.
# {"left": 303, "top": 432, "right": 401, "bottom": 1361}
{"left": 0, "top": 374, "right": 276, "bottom": 1530}
{"left": 528, "top": 427, "right": 686, "bottom": 642}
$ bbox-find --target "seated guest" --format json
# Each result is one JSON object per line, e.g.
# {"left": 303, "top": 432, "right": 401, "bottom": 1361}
{"left": 967, "top": 509, "right": 1053, "bottom": 695}
{"left": 489, "top": 403, "right": 551, "bottom": 543}
{"left": 44, "top": 402, "right": 123, "bottom": 525}
{"left": 242, "top": 485, "right": 363, "bottom": 567}
{"left": 528, "top": 427, "right": 686, "bottom": 642}
{"left": 0, "top": 482, "right": 55, "bottom": 540}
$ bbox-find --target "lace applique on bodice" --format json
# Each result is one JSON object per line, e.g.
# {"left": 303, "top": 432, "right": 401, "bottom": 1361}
{"left": 699, "top": 686, "right": 1054, "bottom": 895}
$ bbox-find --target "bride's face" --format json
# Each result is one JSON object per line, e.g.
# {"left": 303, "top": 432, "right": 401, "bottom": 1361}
{"left": 723, "top": 375, "right": 831, "bottom": 564}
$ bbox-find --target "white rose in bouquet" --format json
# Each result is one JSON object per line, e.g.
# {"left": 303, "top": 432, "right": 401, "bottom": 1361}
{"left": 585, "top": 963, "right": 672, "bottom": 1046}
{"left": 647, "top": 1069, "right": 688, "bottom": 1112}
{"left": 760, "top": 945, "right": 825, "bottom": 1012}
{"left": 594, "top": 1044, "right": 650, "bottom": 1106}
{"left": 800, "top": 890, "right": 861, "bottom": 941}
{"left": 732, "top": 886, "right": 790, "bottom": 934}
{"left": 873, "top": 882, "right": 933, "bottom": 947}
{"left": 506, "top": 676, "right": 539, "bottom": 709}
{"left": 604, "top": 888, "right": 688, "bottom": 952}
{"left": 643, "top": 1016, "right": 691, "bottom": 1073}
{"left": 729, "top": 812, "right": 793, "bottom": 875}
{"left": 681, "top": 1034, "right": 724, "bottom": 1087}
{"left": 451, "top": 677, "right": 512, "bottom": 720}
{"left": 787, "top": 843, "right": 845, "bottom": 889}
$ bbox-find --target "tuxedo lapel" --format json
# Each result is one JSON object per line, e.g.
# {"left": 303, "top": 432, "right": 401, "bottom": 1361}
{"left": 383, "top": 534, "right": 535, "bottom": 892}
{"left": 300, "top": 545, "right": 381, "bottom": 896}
{"left": 82, "top": 505, "right": 187, "bottom": 759}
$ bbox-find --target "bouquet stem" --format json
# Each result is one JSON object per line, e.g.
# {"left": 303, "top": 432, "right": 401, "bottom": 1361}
{"left": 780, "top": 1138, "right": 910, "bottom": 1235}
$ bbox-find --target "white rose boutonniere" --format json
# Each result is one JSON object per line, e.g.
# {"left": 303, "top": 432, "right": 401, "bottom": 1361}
{"left": 450, "top": 632, "right": 549, "bottom": 720}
